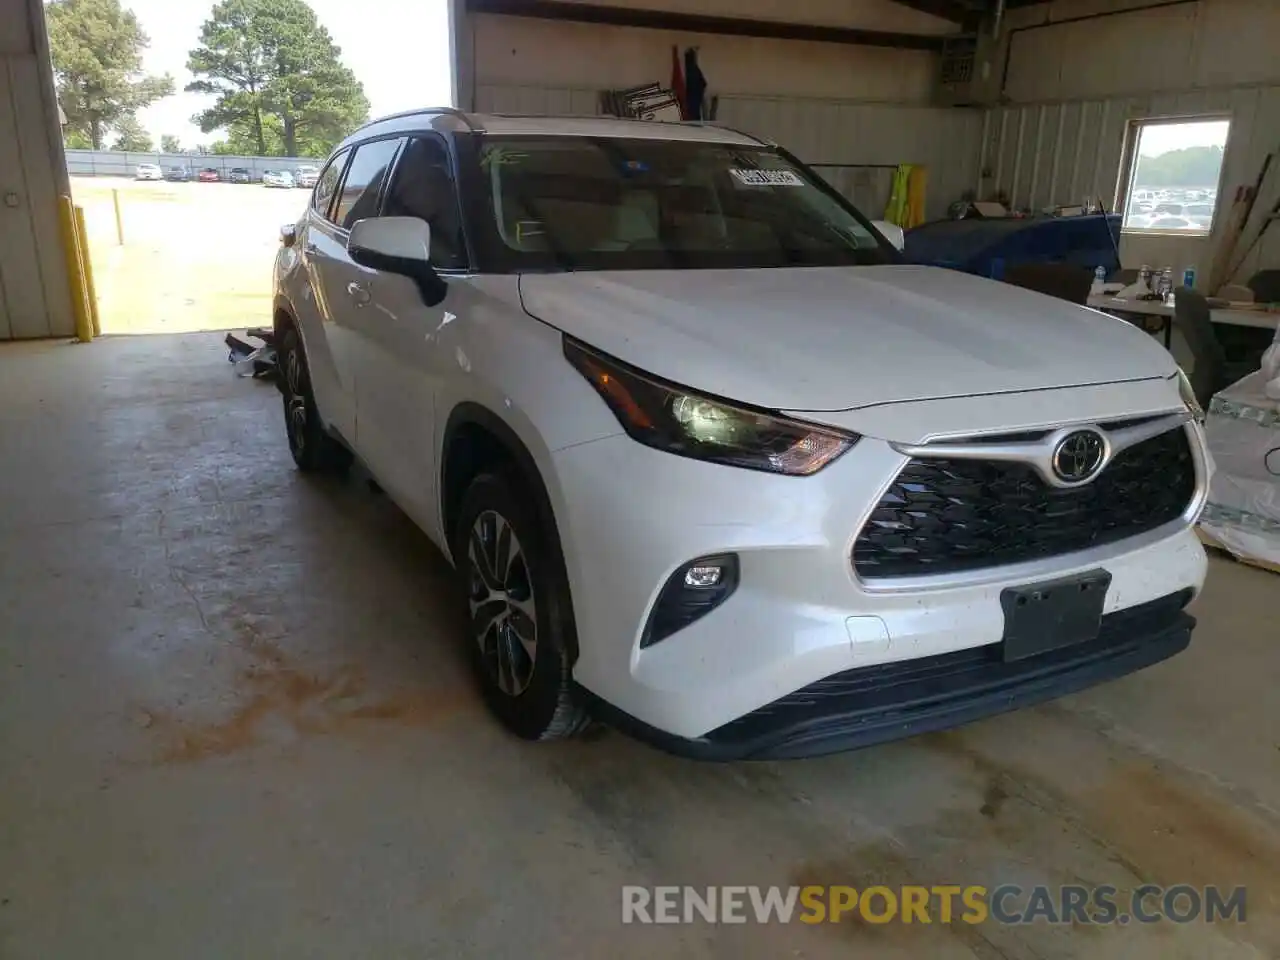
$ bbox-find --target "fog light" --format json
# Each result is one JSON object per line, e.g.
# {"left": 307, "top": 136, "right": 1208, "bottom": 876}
{"left": 642, "top": 554, "right": 740, "bottom": 648}
{"left": 684, "top": 565, "right": 724, "bottom": 588}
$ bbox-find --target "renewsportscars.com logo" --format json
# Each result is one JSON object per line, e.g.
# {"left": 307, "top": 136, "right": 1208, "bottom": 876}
{"left": 622, "top": 884, "right": 1247, "bottom": 926}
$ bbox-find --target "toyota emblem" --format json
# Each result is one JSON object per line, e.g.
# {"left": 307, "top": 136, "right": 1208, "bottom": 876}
{"left": 1052, "top": 430, "right": 1107, "bottom": 483}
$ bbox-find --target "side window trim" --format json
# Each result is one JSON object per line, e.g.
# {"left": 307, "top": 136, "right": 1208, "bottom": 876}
{"left": 326, "top": 151, "right": 352, "bottom": 222}
{"left": 329, "top": 149, "right": 357, "bottom": 227}
{"left": 313, "top": 148, "right": 351, "bottom": 223}
{"left": 373, "top": 138, "right": 408, "bottom": 219}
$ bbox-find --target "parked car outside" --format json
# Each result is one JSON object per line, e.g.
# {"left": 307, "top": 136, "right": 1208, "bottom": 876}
{"left": 135, "top": 163, "right": 163, "bottom": 181}
{"left": 294, "top": 165, "right": 320, "bottom": 189}
{"left": 1147, "top": 216, "right": 1198, "bottom": 231}
{"left": 228, "top": 167, "right": 252, "bottom": 184}
{"left": 262, "top": 169, "right": 295, "bottom": 189}
{"left": 198, "top": 168, "right": 221, "bottom": 183}
{"left": 273, "top": 111, "right": 1209, "bottom": 759}
{"left": 164, "top": 166, "right": 191, "bottom": 182}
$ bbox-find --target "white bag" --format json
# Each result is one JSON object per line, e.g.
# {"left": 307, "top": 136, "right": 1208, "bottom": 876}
{"left": 1200, "top": 370, "right": 1280, "bottom": 566}
{"left": 1261, "top": 322, "right": 1280, "bottom": 398}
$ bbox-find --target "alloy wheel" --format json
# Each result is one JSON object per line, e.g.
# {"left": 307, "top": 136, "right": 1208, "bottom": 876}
{"left": 284, "top": 347, "right": 307, "bottom": 454}
{"left": 467, "top": 510, "right": 538, "bottom": 696}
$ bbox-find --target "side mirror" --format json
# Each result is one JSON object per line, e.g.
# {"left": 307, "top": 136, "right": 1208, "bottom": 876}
{"left": 347, "top": 217, "right": 447, "bottom": 306}
{"left": 871, "top": 220, "right": 906, "bottom": 252}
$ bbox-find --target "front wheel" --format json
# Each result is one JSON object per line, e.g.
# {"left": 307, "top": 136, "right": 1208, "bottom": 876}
{"left": 453, "top": 470, "right": 588, "bottom": 741}
{"left": 278, "top": 326, "right": 352, "bottom": 474}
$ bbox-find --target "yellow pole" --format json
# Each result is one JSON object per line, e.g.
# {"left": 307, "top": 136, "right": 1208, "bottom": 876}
{"left": 58, "top": 196, "right": 94, "bottom": 343}
{"left": 112, "top": 188, "right": 124, "bottom": 245}
{"left": 75, "top": 205, "right": 102, "bottom": 337}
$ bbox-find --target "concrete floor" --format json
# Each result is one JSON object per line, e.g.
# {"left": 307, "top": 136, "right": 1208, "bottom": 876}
{"left": 1, "top": 333, "right": 1278, "bottom": 959}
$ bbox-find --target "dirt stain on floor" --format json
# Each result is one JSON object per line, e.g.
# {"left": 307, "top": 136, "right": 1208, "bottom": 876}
{"left": 139, "top": 621, "right": 475, "bottom": 763}
{"left": 924, "top": 730, "right": 1280, "bottom": 892}
{"left": 789, "top": 842, "right": 1017, "bottom": 956}
{"left": 920, "top": 728, "right": 1280, "bottom": 949}
{"left": 1087, "top": 764, "right": 1280, "bottom": 904}
{"left": 979, "top": 776, "right": 1009, "bottom": 820}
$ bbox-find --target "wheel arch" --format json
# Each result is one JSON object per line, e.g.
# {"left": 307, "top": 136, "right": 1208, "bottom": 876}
{"left": 441, "top": 402, "right": 579, "bottom": 663}
{"left": 273, "top": 294, "right": 299, "bottom": 337}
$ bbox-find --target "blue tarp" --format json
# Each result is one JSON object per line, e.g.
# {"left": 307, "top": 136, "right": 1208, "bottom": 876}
{"left": 903, "top": 214, "right": 1122, "bottom": 278}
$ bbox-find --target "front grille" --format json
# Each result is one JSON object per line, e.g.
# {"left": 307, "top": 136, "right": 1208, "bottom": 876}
{"left": 853, "top": 426, "right": 1196, "bottom": 578}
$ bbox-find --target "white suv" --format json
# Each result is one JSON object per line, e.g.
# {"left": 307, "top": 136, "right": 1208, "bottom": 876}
{"left": 273, "top": 109, "right": 1209, "bottom": 759}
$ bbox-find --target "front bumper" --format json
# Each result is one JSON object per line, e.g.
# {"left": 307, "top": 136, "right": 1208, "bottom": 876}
{"left": 550, "top": 406, "right": 1208, "bottom": 746}
{"left": 582, "top": 589, "right": 1193, "bottom": 760}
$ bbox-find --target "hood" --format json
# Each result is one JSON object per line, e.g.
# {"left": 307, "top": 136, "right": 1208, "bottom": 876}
{"left": 518, "top": 265, "right": 1176, "bottom": 411}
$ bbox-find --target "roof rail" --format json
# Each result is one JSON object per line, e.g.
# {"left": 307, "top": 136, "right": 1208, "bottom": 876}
{"left": 352, "top": 106, "right": 485, "bottom": 135}
{"left": 679, "top": 119, "right": 771, "bottom": 146}
{"left": 431, "top": 107, "right": 485, "bottom": 132}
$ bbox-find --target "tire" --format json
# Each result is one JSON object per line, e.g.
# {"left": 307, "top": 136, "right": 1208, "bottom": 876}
{"left": 453, "top": 470, "right": 588, "bottom": 741}
{"left": 278, "top": 325, "right": 353, "bottom": 474}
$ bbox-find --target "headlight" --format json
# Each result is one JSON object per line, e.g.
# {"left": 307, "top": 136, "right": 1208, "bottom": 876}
{"left": 564, "top": 338, "right": 857, "bottom": 476}
{"left": 1175, "top": 368, "right": 1205, "bottom": 422}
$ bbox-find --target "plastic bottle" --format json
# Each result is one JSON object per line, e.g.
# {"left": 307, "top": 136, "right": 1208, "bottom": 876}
{"left": 1092, "top": 265, "right": 1107, "bottom": 294}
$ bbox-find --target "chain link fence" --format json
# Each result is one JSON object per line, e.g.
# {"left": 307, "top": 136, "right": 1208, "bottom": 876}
{"left": 66, "top": 149, "right": 320, "bottom": 182}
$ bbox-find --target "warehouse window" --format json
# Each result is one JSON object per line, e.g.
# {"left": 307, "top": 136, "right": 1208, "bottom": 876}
{"left": 1119, "top": 117, "right": 1230, "bottom": 235}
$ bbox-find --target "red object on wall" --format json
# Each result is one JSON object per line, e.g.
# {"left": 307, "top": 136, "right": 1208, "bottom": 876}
{"left": 670, "top": 45, "right": 688, "bottom": 119}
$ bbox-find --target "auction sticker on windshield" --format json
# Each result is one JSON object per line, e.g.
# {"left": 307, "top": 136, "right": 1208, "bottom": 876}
{"left": 730, "top": 169, "right": 804, "bottom": 186}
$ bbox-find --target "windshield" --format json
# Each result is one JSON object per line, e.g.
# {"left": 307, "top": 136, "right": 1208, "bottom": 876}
{"left": 470, "top": 136, "right": 895, "bottom": 272}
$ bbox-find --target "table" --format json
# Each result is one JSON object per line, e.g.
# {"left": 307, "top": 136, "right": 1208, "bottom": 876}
{"left": 1086, "top": 294, "right": 1280, "bottom": 348}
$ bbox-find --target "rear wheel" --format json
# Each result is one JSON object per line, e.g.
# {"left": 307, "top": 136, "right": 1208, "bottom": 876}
{"left": 278, "top": 325, "right": 352, "bottom": 474}
{"left": 454, "top": 470, "right": 587, "bottom": 741}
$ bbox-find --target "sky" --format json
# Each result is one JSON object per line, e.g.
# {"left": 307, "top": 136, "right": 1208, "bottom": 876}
{"left": 1137, "top": 119, "right": 1230, "bottom": 158}
{"left": 126, "top": 0, "right": 454, "bottom": 148}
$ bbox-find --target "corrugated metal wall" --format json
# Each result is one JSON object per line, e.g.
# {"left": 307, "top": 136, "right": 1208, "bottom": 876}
{"left": 979, "top": 0, "right": 1280, "bottom": 282}
{"left": 981, "top": 85, "right": 1280, "bottom": 218}
{"left": 476, "top": 84, "right": 982, "bottom": 219}
{"left": 980, "top": 91, "right": 1280, "bottom": 286}
{"left": 464, "top": 7, "right": 945, "bottom": 105}
{"left": 0, "top": 0, "right": 74, "bottom": 341}
{"left": 0, "top": 55, "right": 74, "bottom": 340}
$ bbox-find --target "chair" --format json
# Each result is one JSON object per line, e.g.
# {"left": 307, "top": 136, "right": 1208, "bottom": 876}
{"left": 1172, "top": 288, "right": 1258, "bottom": 407}
{"left": 1109, "top": 267, "right": 1140, "bottom": 285}
{"left": 1003, "top": 263, "right": 1093, "bottom": 304}
{"left": 1246, "top": 269, "right": 1280, "bottom": 304}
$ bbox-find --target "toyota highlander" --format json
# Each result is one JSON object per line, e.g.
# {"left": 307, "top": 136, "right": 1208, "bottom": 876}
{"left": 271, "top": 109, "right": 1209, "bottom": 759}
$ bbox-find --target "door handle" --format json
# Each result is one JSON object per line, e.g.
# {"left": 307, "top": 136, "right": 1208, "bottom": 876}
{"left": 346, "top": 281, "right": 370, "bottom": 306}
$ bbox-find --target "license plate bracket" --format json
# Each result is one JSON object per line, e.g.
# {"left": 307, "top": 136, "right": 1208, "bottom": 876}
{"left": 1000, "top": 569, "right": 1112, "bottom": 662}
